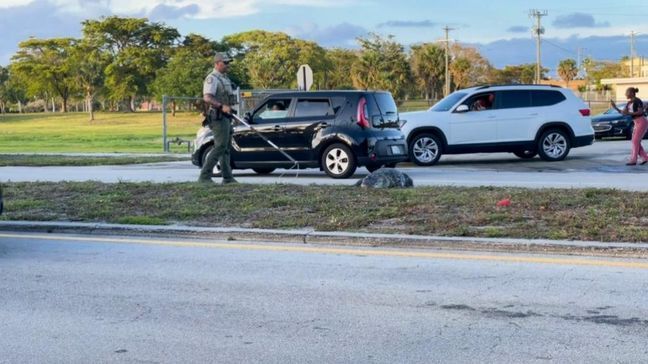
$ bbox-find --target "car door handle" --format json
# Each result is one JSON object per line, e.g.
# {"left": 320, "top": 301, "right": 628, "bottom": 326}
{"left": 273, "top": 125, "right": 284, "bottom": 131}
{"left": 320, "top": 122, "right": 329, "bottom": 128}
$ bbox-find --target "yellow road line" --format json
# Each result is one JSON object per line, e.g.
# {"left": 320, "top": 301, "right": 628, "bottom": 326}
{"left": 2, "top": 232, "right": 648, "bottom": 270}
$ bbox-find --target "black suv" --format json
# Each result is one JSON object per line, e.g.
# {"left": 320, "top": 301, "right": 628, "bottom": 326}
{"left": 192, "top": 91, "right": 407, "bottom": 178}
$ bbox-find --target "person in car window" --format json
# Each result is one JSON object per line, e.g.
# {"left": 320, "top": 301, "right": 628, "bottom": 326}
{"left": 611, "top": 87, "right": 648, "bottom": 166}
{"left": 471, "top": 94, "right": 494, "bottom": 111}
{"left": 271, "top": 102, "right": 285, "bottom": 111}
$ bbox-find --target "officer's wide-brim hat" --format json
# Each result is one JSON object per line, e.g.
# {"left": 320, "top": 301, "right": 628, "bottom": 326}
{"left": 214, "top": 52, "right": 232, "bottom": 63}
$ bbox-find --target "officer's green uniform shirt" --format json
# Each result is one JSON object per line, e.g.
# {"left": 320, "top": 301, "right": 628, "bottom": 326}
{"left": 203, "top": 70, "right": 236, "bottom": 109}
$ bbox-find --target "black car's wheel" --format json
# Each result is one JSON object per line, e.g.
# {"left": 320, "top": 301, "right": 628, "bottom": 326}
{"left": 513, "top": 150, "right": 537, "bottom": 159}
{"left": 321, "top": 143, "right": 357, "bottom": 179}
{"left": 408, "top": 133, "right": 442, "bottom": 166}
{"left": 201, "top": 145, "right": 222, "bottom": 177}
{"left": 252, "top": 167, "right": 275, "bottom": 175}
{"left": 538, "top": 129, "right": 571, "bottom": 161}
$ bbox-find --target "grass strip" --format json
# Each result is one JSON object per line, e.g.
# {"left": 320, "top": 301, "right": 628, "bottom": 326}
{"left": 1, "top": 182, "right": 646, "bottom": 243}
{"left": 0, "top": 155, "right": 189, "bottom": 167}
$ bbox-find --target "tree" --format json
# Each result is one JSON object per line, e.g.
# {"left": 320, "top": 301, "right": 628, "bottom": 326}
{"left": 69, "top": 40, "right": 111, "bottom": 120}
{"left": 491, "top": 64, "right": 547, "bottom": 84}
{"left": 182, "top": 33, "right": 226, "bottom": 58}
{"left": 1, "top": 66, "right": 28, "bottom": 113}
{"left": 450, "top": 44, "right": 493, "bottom": 89}
{"left": 450, "top": 58, "right": 472, "bottom": 89}
{"left": 325, "top": 48, "right": 357, "bottom": 90}
{"left": 410, "top": 43, "right": 445, "bottom": 100}
{"left": 152, "top": 33, "right": 234, "bottom": 115}
{"left": 11, "top": 38, "right": 78, "bottom": 112}
{"left": 583, "top": 59, "right": 625, "bottom": 91}
{"left": 557, "top": 59, "right": 578, "bottom": 86}
{"left": 225, "top": 30, "right": 329, "bottom": 90}
{"left": 352, "top": 33, "right": 411, "bottom": 101}
{"left": 82, "top": 16, "right": 180, "bottom": 111}
{"left": 151, "top": 48, "right": 212, "bottom": 115}
{"left": 0, "top": 66, "right": 8, "bottom": 113}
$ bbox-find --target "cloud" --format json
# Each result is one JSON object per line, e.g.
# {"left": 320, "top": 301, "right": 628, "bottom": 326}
{"left": 507, "top": 26, "right": 528, "bottom": 33}
{"left": 552, "top": 13, "right": 610, "bottom": 29}
{"left": 0, "top": 0, "right": 363, "bottom": 21}
{"left": 377, "top": 20, "right": 436, "bottom": 28}
{"left": 148, "top": 4, "right": 200, "bottom": 20}
{"left": 0, "top": 0, "right": 34, "bottom": 7}
{"left": 0, "top": 0, "right": 82, "bottom": 64}
{"left": 474, "top": 34, "right": 648, "bottom": 74}
{"left": 286, "top": 22, "right": 367, "bottom": 47}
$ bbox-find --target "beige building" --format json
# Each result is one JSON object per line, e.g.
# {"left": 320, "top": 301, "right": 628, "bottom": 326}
{"left": 621, "top": 57, "right": 648, "bottom": 78}
{"left": 600, "top": 77, "right": 648, "bottom": 101}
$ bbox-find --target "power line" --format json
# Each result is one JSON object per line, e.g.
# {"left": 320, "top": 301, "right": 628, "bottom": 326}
{"left": 543, "top": 39, "right": 578, "bottom": 56}
{"left": 529, "top": 9, "right": 548, "bottom": 84}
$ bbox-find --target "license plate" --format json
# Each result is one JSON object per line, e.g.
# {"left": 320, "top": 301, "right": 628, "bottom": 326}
{"left": 390, "top": 145, "right": 403, "bottom": 155}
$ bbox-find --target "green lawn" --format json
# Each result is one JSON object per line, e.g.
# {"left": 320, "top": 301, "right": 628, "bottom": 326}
{"left": 400, "top": 99, "right": 432, "bottom": 112}
{"left": 0, "top": 154, "right": 189, "bottom": 166}
{"left": 0, "top": 112, "right": 200, "bottom": 153}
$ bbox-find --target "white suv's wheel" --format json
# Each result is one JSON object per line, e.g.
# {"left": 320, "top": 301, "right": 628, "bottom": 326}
{"left": 201, "top": 145, "right": 222, "bottom": 177}
{"left": 538, "top": 129, "right": 571, "bottom": 161}
{"left": 321, "top": 143, "right": 357, "bottom": 178}
{"left": 409, "top": 133, "right": 442, "bottom": 166}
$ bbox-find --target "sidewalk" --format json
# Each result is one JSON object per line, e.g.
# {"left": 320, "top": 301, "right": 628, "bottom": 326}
{"left": 1, "top": 220, "right": 646, "bottom": 258}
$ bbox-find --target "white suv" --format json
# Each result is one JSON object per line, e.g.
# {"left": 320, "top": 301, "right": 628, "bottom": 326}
{"left": 400, "top": 85, "right": 595, "bottom": 165}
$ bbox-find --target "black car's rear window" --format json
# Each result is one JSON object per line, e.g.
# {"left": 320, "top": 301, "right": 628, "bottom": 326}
{"left": 294, "top": 99, "right": 333, "bottom": 117}
{"left": 368, "top": 92, "right": 399, "bottom": 127}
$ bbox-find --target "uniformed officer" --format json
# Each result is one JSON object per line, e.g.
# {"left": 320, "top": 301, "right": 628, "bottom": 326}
{"left": 198, "top": 52, "right": 238, "bottom": 184}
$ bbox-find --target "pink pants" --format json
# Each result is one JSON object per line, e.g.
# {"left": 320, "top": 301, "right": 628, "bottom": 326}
{"left": 630, "top": 116, "right": 648, "bottom": 163}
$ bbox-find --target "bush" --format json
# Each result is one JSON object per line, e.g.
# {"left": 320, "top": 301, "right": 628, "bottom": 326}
{"left": 23, "top": 99, "right": 47, "bottom": 113}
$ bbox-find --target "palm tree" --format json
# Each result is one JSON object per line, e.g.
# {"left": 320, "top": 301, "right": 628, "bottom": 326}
{"left": 410, "top": 43, "right": 445, "bottom": 100}
{"left": 557, "top": 59, "right": 578, "bottom": 87}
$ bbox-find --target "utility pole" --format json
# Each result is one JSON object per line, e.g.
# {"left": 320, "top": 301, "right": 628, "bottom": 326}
{"left": 630, "top": 31, "right": 637, "bottom": 77}
{"left": 577, "top": 47, "right": 587, "bottom": 79}
{"left": 529, "top": 9, "right": 548, "bottom": 84}
{"left": 443, "top": 25, "right": 455, "bottom": 96}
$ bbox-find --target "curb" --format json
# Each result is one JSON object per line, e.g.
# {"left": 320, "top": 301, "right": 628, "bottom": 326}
{"left": 1, "top": 220, "right": 647, "bottom": 258}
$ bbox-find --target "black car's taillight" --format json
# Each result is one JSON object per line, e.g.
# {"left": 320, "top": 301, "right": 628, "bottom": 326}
{"left": 357, "top": 97, "right": 371, "bottom": 128}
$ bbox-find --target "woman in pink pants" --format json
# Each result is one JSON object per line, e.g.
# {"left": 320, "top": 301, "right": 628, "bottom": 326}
{"left": 611, "top": 87, "right": 648, "bottom": 165}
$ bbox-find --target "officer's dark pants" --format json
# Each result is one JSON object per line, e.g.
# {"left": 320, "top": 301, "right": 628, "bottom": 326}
{"left": 198, "top": 117, "right": 234, "bottom": 182}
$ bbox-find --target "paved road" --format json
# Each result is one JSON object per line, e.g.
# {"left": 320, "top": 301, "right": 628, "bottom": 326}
{"left": 1, "top": 140, "right": 647, "bottom": 190}
{"left": 1, "top": 232, "right": 648, "bottom": 363}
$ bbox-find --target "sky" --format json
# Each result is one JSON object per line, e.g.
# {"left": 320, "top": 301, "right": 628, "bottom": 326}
{"left": 2, "top": 0, "right": 648, "bottom": 75}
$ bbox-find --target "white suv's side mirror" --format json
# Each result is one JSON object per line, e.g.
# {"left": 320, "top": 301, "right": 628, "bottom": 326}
{"left": 455, "top": 104, "right": 469, "bottom": 113}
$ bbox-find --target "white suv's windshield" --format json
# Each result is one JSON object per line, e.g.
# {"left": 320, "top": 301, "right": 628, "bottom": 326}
{"left": 429, "top": 92, "right": 467, "bottom": 112}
